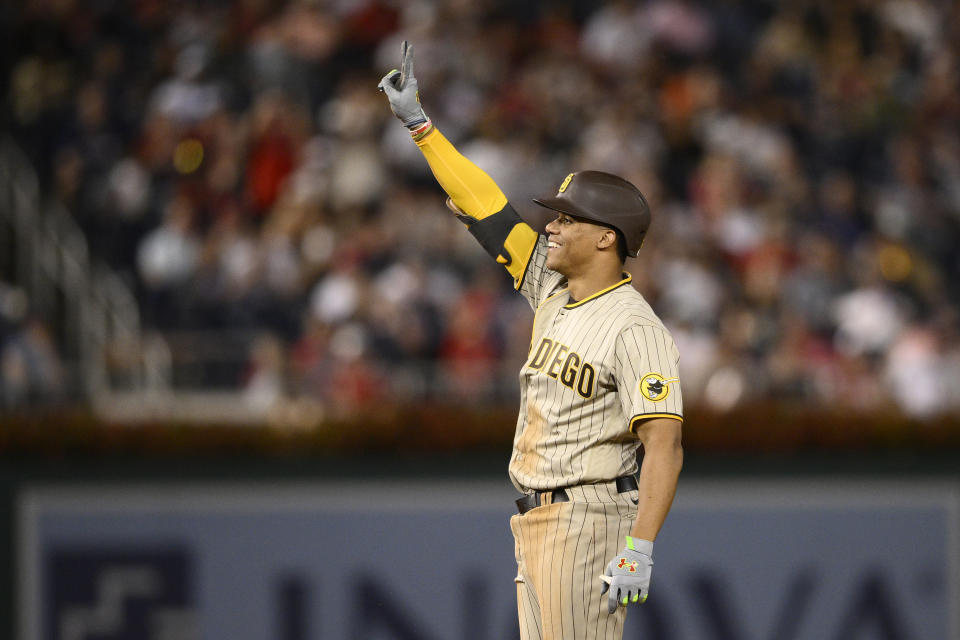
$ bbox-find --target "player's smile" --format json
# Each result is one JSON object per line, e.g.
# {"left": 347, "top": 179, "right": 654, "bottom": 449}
{"left": 545, "top": 235, "right": 565, "bottom": 269}
{"left": 544, "top": 213, "right": 596, "bottom": 273}
{"left": 544, "top": 215, "right": 574, "bottom": 269}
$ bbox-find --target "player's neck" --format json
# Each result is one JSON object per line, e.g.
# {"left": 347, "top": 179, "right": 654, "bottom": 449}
{"left": 565, "top": 263, "right": 625, "bottom": 303}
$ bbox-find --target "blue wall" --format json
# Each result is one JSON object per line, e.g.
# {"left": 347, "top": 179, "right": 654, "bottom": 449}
{"left": 19, "top": 478, "right": 959, "bottom": 640}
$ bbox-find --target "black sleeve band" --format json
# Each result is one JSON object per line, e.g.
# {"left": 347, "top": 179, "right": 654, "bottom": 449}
{"left": 467, "top": 203, "right": 525, "bottom": 260}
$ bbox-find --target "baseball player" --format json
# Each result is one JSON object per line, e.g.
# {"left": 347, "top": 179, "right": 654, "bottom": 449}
{"left": 379, "top": 42, "right": 683, "bottom": 640}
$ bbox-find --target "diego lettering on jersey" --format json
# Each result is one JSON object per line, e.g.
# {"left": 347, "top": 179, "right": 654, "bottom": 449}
{"left": 528, "top": 337, "right": 596, "bottom": 398}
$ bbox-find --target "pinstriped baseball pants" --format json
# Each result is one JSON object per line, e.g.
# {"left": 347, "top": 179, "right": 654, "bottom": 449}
{"left": 509, "top": 481, "right": 639, "bottom": 640}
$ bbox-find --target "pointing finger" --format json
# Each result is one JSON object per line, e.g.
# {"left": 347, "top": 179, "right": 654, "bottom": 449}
{"left": 400, "top": 41, "right": 414, "bottom": 89}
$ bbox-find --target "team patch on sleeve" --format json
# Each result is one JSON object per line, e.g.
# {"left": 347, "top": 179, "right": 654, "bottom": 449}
{"left": 639, "top": 373, "right": 679, "bottom": 402}
{"left": 615, "top": 324, "right": 684, "bottom": 432}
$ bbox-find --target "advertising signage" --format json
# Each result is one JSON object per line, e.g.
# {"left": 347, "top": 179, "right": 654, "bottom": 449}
{"left": 18, "top": 479, "right": 958, "bottom": 640}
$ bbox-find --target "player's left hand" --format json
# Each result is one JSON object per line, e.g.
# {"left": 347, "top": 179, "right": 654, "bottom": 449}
{"left": 377, "top": 40, "right": 428, "bottom": 129}
{"left": 600, "top": 536, "right": 653, "bottom": 614}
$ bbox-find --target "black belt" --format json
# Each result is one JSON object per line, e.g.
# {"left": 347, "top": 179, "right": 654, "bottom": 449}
{"left": 515, "top": 475, "right": 638, "bottom": 515}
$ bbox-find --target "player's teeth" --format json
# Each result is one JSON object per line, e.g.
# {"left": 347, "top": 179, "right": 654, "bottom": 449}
{"left": 548, "top": 242, "right": 559, "bottom": 248}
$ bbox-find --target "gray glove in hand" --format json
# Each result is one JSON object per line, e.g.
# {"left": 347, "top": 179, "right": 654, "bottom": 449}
{"left": 600, "top": 537, "right": 653, "bottom": 614}
{"left": 378, "top": 40, "right": 428, "bottom": 129}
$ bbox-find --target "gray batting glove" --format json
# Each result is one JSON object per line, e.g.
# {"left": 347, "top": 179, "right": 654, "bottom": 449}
{"left": 377, "top": 40, "right": 428, "bottom": 129}
{"left": 600, "top": 537, "right": 653, "bottom": 614}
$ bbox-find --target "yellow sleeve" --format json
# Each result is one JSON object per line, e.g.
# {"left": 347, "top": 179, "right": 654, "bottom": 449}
{"left": 415, "top": 128, "right": 507, "bottom": 221}
{"left": 414, "top": 128, "right": 539, "bottom": 288}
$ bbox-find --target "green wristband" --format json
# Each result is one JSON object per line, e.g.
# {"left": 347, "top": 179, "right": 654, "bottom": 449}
{"left": 625, "top": 536, "right": 653, "bottom": 556}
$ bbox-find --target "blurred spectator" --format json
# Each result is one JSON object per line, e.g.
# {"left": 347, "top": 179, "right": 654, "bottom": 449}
{"left": 438, "top": 287, "right": 500, "bottom": 403}
{"left": 137, "top": 193, "right": 202, "bottom": 328}
{"left": 885, "top": 324, "right": 946, "bottom": 418}
{"left": 148, "top": 44, "right": 223, "bottom": 125}
{"left": 243, "top": 332, "right": 287, "bottom": 412}
{"left": 580, "top": 2, "right": 652, "bottom": 70}
{"left": 0, "top": 281, "right": 65, "bottom": 409}
{"left": 246, "top": 92, "right": 308, "bottom": 214}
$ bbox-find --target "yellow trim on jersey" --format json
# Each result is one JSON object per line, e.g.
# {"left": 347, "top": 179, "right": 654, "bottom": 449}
{"left": 415, "top": 128, "right": 507, "bottom": 221}
{"left": 511, "top": 230, "right": 541, "bottom": 291}
{"left": 628, "top": 413, "right": 684, "bottom": 434}
{"left": 564, "top": 274, "right": 632, "bottom": 309}
{"left": 504, "top": 223, "right": 540, "bottom": 289}
{"left": 528, "top": 288, "right": 570, "bottom": 352}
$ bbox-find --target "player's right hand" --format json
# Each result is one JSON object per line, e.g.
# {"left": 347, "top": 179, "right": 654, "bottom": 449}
{"left": 378, "top": 40, "right": 428, "bottom": 129}
{"left": 600, "top": 536, "right": 654, "bottom": 614}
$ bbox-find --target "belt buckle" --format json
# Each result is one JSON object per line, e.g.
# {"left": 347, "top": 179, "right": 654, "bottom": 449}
{"left": 615, "top": 475, "right": 638, "bottom": 493}
{"left": 516, "top": 489, "right": 569, "bottom": 515}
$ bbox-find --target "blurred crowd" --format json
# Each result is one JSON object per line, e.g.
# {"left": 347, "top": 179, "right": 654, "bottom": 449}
{"left": 0, "top": 279, "right": 63, "bottom": 408}
{"left": 4, "top": 0, "right": 960, "bottom": 418}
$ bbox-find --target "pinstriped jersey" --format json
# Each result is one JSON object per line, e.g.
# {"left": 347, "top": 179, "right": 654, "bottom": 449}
{"left": 409, "top": 127, "right": 682, "bottom": 494}
{"left": 510, "top": 235, "right": 683, "bottom": 492}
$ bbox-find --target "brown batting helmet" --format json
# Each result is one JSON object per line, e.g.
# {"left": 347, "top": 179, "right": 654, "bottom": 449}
{"left": 531, "top": 171, "right": 652, "bottom": 257}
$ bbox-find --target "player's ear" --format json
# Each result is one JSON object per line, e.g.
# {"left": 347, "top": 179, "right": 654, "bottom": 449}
{"left": 596, "top": 228, "right": 618, "bottom": 251}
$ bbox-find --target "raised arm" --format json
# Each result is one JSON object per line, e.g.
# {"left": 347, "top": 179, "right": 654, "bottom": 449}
{"left": 378, "top": 41, "right": 540, "bottom": 290}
